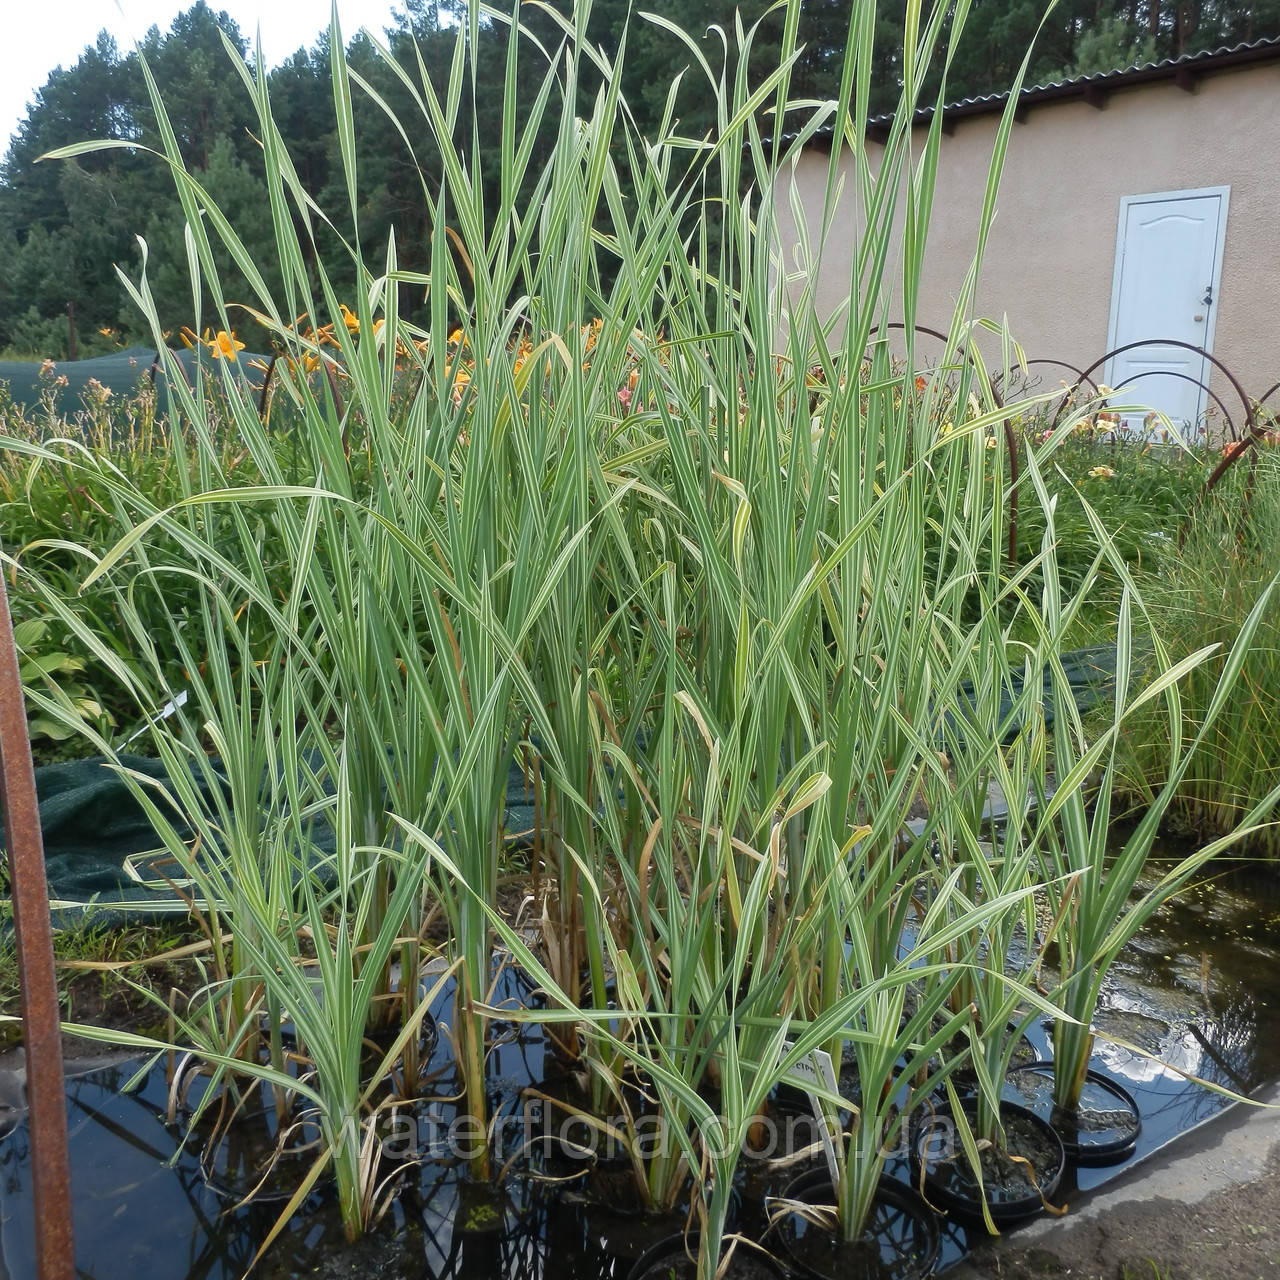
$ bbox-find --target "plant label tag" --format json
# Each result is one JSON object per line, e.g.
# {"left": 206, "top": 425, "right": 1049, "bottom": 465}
{"left": 779, "top": 1042, "right": 840, "bottom": 1183}
{"left": 779, "top": 1043, "right": 838, "bottom": 1094}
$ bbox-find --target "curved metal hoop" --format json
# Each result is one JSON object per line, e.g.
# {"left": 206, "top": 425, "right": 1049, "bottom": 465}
{"left": 833, "top": 327, "right": 1275, "bottom": 563}
{"left": 1030, "top": 337, "right": 1264, "bottom": 547}
{"left": 866, "top": 321, "right": 1020, "bottom": 565}
{"left": 1111, "top": 370, "right": 1238, "bottom": 441}
{"left": 1076, "top": 339, "right": 1255, "bottom": 439}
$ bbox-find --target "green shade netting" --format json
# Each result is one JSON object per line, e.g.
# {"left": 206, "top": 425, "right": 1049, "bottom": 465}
{"left": 0, "top": 753, "right": 540, "bottom": 929}
{"left": 0, "top": 347, "right": 265, "bottom": 416}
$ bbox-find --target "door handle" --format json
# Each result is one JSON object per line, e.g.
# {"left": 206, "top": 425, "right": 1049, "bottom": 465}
{"left": 1201, "top": 285, "right": 1214, "bottom": 308}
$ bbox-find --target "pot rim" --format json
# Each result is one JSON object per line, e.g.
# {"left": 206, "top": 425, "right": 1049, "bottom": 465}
{"left": 625, "top": 1230, "right": 787, "bottom": 1280}
{"left": 912, "top": 1096, "right": 1066, "bottom": 1225}
{"left": 1004, "top": 1059, "right": 1141, "bottom": 1166}
{"left": 771, "top": 1169, "right": 942, "bottom": 1280}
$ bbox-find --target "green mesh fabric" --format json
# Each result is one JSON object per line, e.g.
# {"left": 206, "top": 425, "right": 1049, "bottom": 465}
{"left": 1, "top": 753, "right": 539, "bottom": 928}
{"left": 0, "top": 347, "right": 265, "bottom": 416}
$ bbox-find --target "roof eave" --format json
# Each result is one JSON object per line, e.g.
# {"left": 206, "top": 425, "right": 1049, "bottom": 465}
{"left": 798, "top": 37, "right": 1280, "bottom": 150}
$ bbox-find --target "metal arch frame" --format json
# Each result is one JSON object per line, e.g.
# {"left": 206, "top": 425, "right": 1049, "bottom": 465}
{"left": 1256, "top": 381, "right": 1280, "bottom": 413}
{"left": 0, "top": 559, "right": 75, "bottom": 1279}
{"left": 1110, "top": 370, "right": 1239, "bottom": 441}
{"left": 859, "top": 330, "right": 1275, "bottom": 560}
{"left": 825, "top": 326, "right": 1277, "bottom": 561}
{"left": 1066, "top": 338, "right": 1264, "bottom": 538}
{"left": 1075, "top": 339, "right": 1256, "bottom": 441}
{"left": 866, "top": 321, "right": 1021, "bottom": 566}
{"left": 1030, "top": 339, "right": 1280, "bottom": 551}
{"left": 1004, "top": 358, "right": 1102, "bottom": 435}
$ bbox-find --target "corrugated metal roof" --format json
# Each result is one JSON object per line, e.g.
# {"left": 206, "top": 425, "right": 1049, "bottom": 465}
{"left": 797, "top": 35, "right": 1280, "bottom": 146}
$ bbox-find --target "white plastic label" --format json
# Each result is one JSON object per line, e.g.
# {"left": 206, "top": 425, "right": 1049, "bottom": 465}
{"left": 778, "top": 1042, "right": 841, "bottom": 1182}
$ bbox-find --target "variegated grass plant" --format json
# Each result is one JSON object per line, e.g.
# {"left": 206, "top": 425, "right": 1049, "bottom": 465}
{"left": 1025, "top": 461, "right": 1280, "bottom": 1114}
{"left": 17, "top": 0, "right": 1056, "bottom": 1263}
{"left": 9, "top": 0, "right": 1273, "bottom": 1272}
{"left": 1113, "top": 451, "right": 1280, "bottom": 856}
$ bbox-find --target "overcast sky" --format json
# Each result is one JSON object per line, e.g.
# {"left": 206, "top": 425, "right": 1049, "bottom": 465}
{"left": 3, "top": 0, "right": 404, "bottom": 155}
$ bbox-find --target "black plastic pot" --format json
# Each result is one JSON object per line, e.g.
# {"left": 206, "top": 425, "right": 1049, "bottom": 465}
{"left": 774, "top": 1169, "right": 941, "bottom": 1280}
{"left": 1004, "top": 1060, "right": 1141, "bottom": 1167}
{"left": 913, "top": 1098, "right": 1065, "bottom": 1226}
{"left": 626, "top": 1232, "right": 786, "bottom": 1280}
{"left": 947, "top": 1024, "right": 1038, "bottom": 1093}
{"left": 195, "top": 1104, "right": 325, "bottom": 1203}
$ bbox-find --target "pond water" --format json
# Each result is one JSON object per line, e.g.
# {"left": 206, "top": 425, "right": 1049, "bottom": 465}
{"left": 2, "top": 849, "right": 1279, "bottom": 1280}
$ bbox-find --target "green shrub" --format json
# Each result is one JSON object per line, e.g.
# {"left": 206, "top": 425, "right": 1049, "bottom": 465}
{"left": 1011, "top": 415, "right": 1214, "bottom": 601}
{"left": 1118, "top": 452, "right": 1280, "bottom": 854}
{"left": 0, "top": 369, "right": 316, "bottom": 752}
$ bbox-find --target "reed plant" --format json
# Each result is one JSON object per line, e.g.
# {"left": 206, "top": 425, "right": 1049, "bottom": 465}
{"left": 7, "top": 0, "right": 1274, "bottom": 1272}
{"left": 1022, "top": 450, "right": 1280, "bottom": 1113}
{"left": 27, "top": 0, "right": 663, "bottom": 1207}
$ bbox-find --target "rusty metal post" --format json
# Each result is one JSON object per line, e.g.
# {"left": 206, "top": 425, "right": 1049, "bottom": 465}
{"left": 0, "top": 563, "right": 75, "bottom": 1279}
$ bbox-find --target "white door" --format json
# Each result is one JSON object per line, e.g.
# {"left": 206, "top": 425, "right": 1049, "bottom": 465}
{"left": 1105, "top": 187, "right": 1229, "bottom": 437}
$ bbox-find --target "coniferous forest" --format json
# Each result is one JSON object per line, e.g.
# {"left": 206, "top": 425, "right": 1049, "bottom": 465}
{"left": 3, "top": 0, "right": 1277, "bottom": 357}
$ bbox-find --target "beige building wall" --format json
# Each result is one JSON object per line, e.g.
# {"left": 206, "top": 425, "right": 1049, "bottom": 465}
{"left": 777, "top": 62, "right": 1279, "bottom": 420}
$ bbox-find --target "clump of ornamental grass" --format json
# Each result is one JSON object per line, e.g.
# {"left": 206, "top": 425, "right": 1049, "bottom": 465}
{"left": 1021, "top": 451, "right": 1280, "bottom": 1115}
{"left": 1110, "top": 454, "right": 1280, "bottom": 857}
{"left": 6, "top": 0, "right": 1273, "bottom": 1274}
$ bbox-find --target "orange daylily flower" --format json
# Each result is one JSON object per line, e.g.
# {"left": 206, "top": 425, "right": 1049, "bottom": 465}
{"left": 339, "top": 304, "right": 360, "bottom": 333}
{"left": 207, "top": 330, "right": 245, "bottom": 360}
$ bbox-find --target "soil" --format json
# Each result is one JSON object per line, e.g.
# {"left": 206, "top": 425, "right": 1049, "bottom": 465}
{"left": 921, "top": 1104, "right": 1064, "bottom": 1214}
{"left": 776, "top": 1173, "right": 939, "bottom": 1280}
{"left": 962, "top": 1148, "right": 1280, "bottom": 1280}
{"left": 57, "top": 974, "right": 187, "bottom": 1055}
{"left": 3, "top": 976, "right": 195, "bottom": 1061}
{"left": 784, "top": 1221, "right": 936, "bottom": 1280}
{"left": 257, "top": 1217, "right": 431, "bottom": 1279}
{"left": 420, "top": 877, "right": 538, "bottom": 948}
{"left": 638, "top": 1259, "right": 778, "bottom": 1280}
{"left": 0, "top": 925, "right": 208, "bottom": 1057}
{"left": 632, "top": 1239, "right": 782, "bottom": 1279}
{"left": 1003, "top": 1065, "right": 1141, "bottom": 1165}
